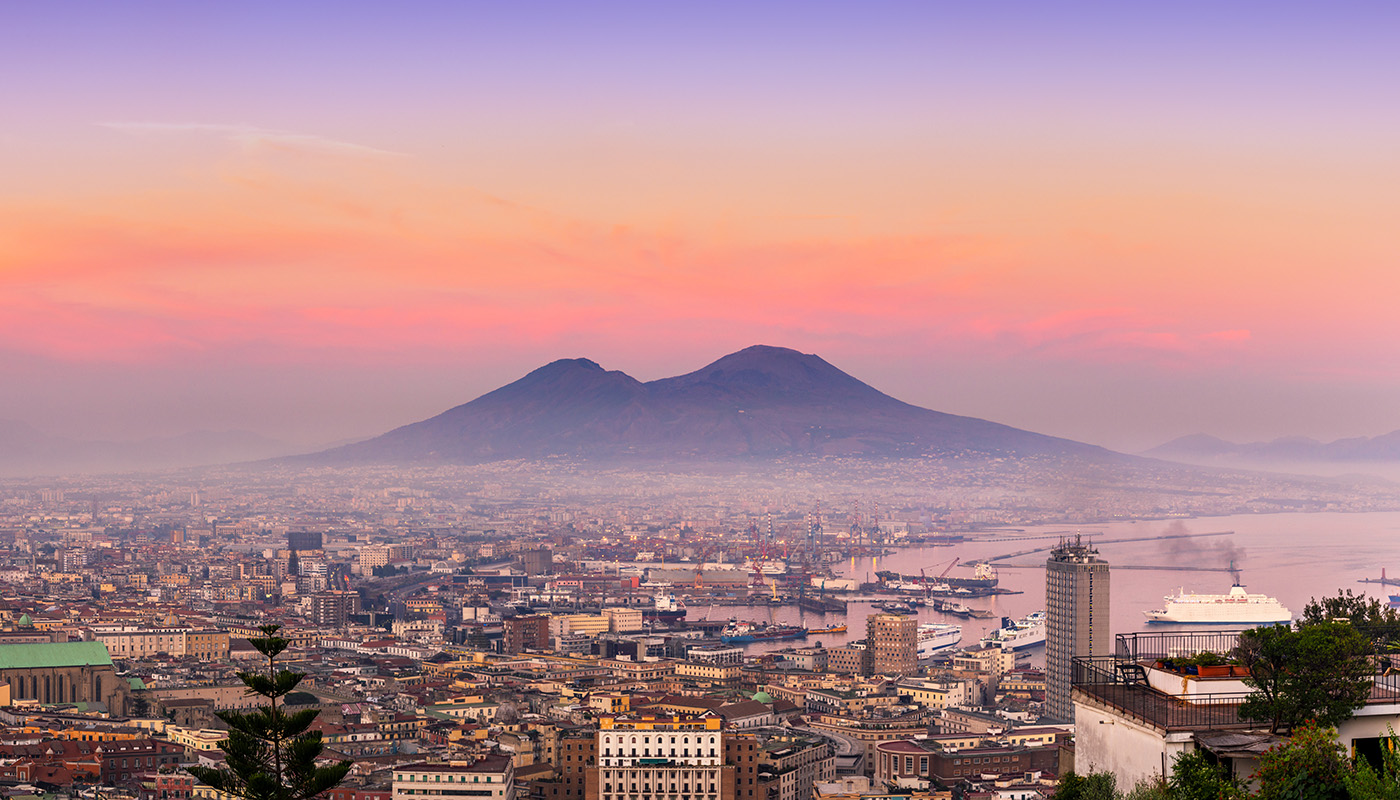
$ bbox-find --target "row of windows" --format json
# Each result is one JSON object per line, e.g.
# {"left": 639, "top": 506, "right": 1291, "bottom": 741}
{"left": 602, "top": 784, "right": 717, "bottom": 793}
{"left": 601, "top": 748, "right": 717, "bottom": 758}
{"left": 599, "top": 769, "right": 721, "bottom": 777}
{"left": 953, "top": 755, "right": 1020, "bottom": 765}
{"left": 395, "top": 791, "right": 497, "bottom": 797}
{"left": 396, "top": 774, "right": 496, "bottom": 783}
{"left": 602, "top": 735, "right": 715, "bottom": 745}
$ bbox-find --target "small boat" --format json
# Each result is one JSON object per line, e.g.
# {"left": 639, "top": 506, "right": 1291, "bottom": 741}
{"left": 877, "top": 601, "right": 914, "bottom": 614}
{"left": 809, "top": 624, "right": 847, "bottom": 634}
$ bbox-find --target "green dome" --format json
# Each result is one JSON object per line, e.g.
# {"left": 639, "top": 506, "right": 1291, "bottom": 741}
{"left": 17, "top": 613, "right": 32, "bottom": 627}
{"left": 752, "top": 691, "right": 773, "bottom": 704}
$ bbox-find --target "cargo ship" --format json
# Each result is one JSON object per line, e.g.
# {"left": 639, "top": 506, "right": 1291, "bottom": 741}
{"left": 979, "top": 612, "right": 1046, "bottom": 650}
{"left": 879, "top": 562, "right": 998, "bottom": 590}
{"left": 643, "top": 593, "right": 687, "bottom": 622}
{"left": 918, "top": 622, "right": 963, "bottom": 657}
{"left": 720, "top": 621, "right": 808, "bottom": 643}
{"left": 809, "top": 623, "right": 848, "bottom": 634}
{"left": 1144, "top": 584, "right": 1291, "bottom": 624}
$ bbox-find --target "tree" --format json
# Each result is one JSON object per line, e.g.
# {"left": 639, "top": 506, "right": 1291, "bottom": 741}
{"left": 1169, "top": 751, "right": 1241, "bottom": 800}
{"left": 1300, "top": 590, "right": 1400, "bottom": 656}
{"left": 1253, "top": 722, "right": 1350, "bottom": 800}
{"left": 1234, "top": 621, "right": 1372, "bottom": 733}
{"left": 188, "top": 625, "right": 351, "bottom": 800}
{"left": 1052, "top": 771, "right": 1117, "bottom": 800}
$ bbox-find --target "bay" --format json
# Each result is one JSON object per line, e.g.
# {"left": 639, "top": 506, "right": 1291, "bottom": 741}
{"left": 703, "top": 511, "right": 1400, "bottom": 658}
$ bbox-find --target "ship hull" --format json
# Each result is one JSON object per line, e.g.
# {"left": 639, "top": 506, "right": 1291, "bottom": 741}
{"left": 720, "top": 629, "right": 808, "bottom": 644}
{"left": 1144, "top": 613, "right": 1290, "bottom": 624}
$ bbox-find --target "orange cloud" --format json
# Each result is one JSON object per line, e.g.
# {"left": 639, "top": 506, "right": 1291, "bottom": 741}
{"left": 0, "top": 123, "right": 1393, "bottom": 381}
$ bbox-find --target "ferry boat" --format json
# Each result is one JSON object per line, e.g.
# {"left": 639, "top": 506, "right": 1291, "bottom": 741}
{"left": 809, "top": 623, "right": 848, "bottom": 634}
{"left": 979, "top": 612, "right": 1046, "bottom": 650}
{"left": 719, "top": 621, "right": 809, "bottom": 644}
{"left": 642, "top": 593, "right": 687, "bottom": 622}
{"left": 918, "top": 622, "right": 963, "bottom": 657}
{"left": 1144, "top": 583, "right": 1291, "bottom": 624}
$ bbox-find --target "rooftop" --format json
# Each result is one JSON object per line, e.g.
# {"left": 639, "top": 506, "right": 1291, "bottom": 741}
{"left": 1073, "top": 630, "right": 1400, "bottom": 732}
{"left": 0, "top": 642, "right": 113, "bottom": 670}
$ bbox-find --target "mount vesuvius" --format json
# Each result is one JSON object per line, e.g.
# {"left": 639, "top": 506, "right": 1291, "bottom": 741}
{"left": 299, "top": 346, "right": 1124, "bottom": 465}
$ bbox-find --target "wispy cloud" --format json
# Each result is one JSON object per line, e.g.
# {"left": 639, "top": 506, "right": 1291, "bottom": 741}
{"left": 97, "top": 122, "right": 406, "bottom": 159}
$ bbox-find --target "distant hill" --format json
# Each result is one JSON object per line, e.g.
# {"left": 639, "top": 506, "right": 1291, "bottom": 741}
{"left": 1146, "top": 430, "right": 1400, "bottom": 465}
{"left": 304, "top": 345, "right": 1126, "bottom": 464}
{"left": 0, "top": 421, "right": 296, "bottom": 476}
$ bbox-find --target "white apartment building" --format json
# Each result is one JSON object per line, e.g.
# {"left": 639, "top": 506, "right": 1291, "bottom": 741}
{"left": 597, "top": 715, "right": 724, "bottom": 800}
{"left": 392, "top": 756, "right": 514, "bottom": 800}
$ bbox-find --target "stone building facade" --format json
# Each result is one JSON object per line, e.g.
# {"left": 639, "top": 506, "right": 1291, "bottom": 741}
{"left": 0, "top": 642, "right": 128, "bottom": 714}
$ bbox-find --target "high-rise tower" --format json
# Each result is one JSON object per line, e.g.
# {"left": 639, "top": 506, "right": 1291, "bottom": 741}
{"left": 1045, "top": 536, "right": 1110, "bottom": 721}
{"left": 867, "top": 613, "right": 918, "bottom": 676}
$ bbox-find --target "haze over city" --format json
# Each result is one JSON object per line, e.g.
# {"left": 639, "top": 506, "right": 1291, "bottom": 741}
{"left": 6, "top": 8, "right": 1400, "bottom": 800}
{"left": 3, "top": 2, "right": 1399, "bottom": 458}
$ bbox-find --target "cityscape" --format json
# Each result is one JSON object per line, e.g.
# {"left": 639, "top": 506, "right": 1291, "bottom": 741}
{"left": 4, "top": 4, "right": 1400, "bottom": 800}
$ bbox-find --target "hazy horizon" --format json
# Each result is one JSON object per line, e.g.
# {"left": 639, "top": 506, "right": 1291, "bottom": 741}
{"left": 4, "top": 3, "right": 1398, "bottom": 454}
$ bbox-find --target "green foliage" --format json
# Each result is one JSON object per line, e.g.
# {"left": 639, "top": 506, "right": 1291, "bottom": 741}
{"left": 1053, "top": 771, "right": 1117, "bottom": 800}
{"left": 1300, "top": 589, "right": 1400, "bottom": 659}
{"left": 1170, "top": 751, "right": 1241, "bottom": 800}
{"left": 1344, "top": 728, "right": 1400, "bottom": 800}
{"left": 1253, "top": 722, "right": 1350, "bottom": 800}
{"left": 1301, "top": 589, "right": 1397, "bottom": 627}
{"left": 1166, "top": 652, "right": 1235, "bottom": 671}
{"left": 187, "top": 625, "right": 351, "bottom": 800}
{"left": 1235, "top": 621, "right": 1372, "bottom": 733}
{"left": 1121, "top": 777, "right": 1171, "bottom": 800}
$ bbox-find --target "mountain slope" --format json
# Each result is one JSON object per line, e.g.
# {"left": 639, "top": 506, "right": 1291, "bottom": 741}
{"left": 312, "top": 345, "right": 1121, "bottom": 464}
{"left": 1148, "top": 430, "right": 1400, "bottom": 464}
{"left": 0, "top": 422, "right": 295, "bottom": 476}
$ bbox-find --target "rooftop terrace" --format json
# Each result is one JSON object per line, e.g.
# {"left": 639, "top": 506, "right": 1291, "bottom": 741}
{"left": 1072, "top": 630, "right": 1400, "bottom": 732}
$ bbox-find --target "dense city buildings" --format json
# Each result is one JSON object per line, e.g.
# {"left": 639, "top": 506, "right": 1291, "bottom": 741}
{"left": 0, "top": 461, "right": 1370, "bottom": 800}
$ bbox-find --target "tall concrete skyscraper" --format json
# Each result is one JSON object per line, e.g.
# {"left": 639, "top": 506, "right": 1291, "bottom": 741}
{"left": 867, "top": 613, "right": 918, "bottom": 676}
{"left": 1045, "top": 537, "right": 1110, "bottom": 721}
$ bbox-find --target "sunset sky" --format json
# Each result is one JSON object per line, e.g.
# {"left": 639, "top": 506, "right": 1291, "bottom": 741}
{"left": 3, "top": 2, "right": 1398, "bottom": 452}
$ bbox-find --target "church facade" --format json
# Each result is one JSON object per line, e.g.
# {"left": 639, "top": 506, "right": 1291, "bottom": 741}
{"left": 0, "top": 641, "right": 129, "bottom": 714}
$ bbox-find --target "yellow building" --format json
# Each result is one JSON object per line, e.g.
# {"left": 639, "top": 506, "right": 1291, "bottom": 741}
{"left": 558, "top": 614, "right": 610, "bottom": 636}
{"left": 166, "top": 725, "right": 229, "bottom": 751}
{"left": 588, "top": 693, "right": 631, "bottom": 714}
{"left": 676, "top": 662, "right": 742, "bottom": 683}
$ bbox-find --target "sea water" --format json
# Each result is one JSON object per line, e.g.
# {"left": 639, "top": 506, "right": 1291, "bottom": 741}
{"left": 722, "top": 511, "right": 1400, "bottom": 657}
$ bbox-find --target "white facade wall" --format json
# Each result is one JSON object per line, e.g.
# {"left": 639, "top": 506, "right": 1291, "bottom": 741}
{"left": 1073, "top": 698, "right": 1193, "bottom": 790}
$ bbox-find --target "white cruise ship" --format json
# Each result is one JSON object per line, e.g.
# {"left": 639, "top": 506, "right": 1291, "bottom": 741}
{"left": 978, "top": 612, "right": 1046, "bottom": 651}
{"left": 1144, "top": 583, "right": 1291, "bottom": 624}
{"left": 918, "top": 622, "right": 963, "bottom": 657}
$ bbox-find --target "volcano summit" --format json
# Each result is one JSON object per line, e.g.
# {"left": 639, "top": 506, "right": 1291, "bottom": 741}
{"left": 305, "top": 345, "right": 1119, "bottom": 464}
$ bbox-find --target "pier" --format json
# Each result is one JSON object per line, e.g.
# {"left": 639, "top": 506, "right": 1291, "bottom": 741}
{"left": 976, "top": 530, "right": 1237, "bottom": 566}
{"left": 1359, "top": 568, "right": 1400, "bottom": 588}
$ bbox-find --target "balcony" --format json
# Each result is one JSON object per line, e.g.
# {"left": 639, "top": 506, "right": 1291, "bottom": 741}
{"left": 1073, "top": 630, "right": 1400, "bottom": 732}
